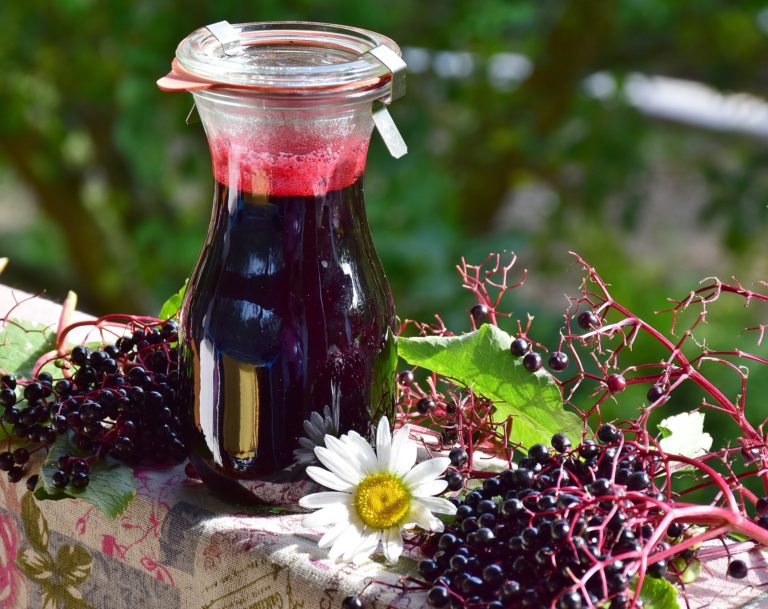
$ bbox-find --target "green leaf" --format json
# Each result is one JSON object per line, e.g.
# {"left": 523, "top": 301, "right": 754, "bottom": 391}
{"left": 35, "top": 433, "right": 135, "bottom": 519}
{"left": 673, "top": 557, "right": 701, "bottom": 584}
{"left": 22, "top": 492, "right": 49, "bottom": 553}
{"left": 397, "top": 325, "right": 582, "bottom": 447}
{"left": 638, "top": 576, "right": 682, "bottom": 609}
{"left": 158, "top": 280, "right": 187, "bottom": 320}
{"left": 0, "top": 319, "right": 55, "bottom": 379}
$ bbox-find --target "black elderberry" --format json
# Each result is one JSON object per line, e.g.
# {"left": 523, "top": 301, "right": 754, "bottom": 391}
{"left": 579, "top": 439, "right": 600, "bottom": 459}
{"left": 607, "top": 573, "right": 628, "bottom": 593}
{"left": 520, "top": 588, "right": 539, "bottom": 608}
{"left": 418, "top": 559, "right": 440, "bottom": 580}
{"left": 52, "top": 469, "right": 70, "bottom": 488}
{"left": 0, "top": 452, "right": 13, "bottom": 472}
{"left": 70, "top": 345, "right": 90, "bottom": 365}
{"left": 548, "top": 351, "right": 569, "bottom": 371}
{"left": 0, "top": 388, "right": 16, "bottom": 407}
{"left": 446, "top": 471, "right": 464, "bottom": 491}
{"left": 577, "top": 310, "right": 599, "bottom": 330}
{"left": 341, "top": 595, "right": 364, "bottom": 609}
{"left": 8, "top": 466, "right": 24, "bottom": 483}
{"left": 427, "top": 586, "right": 450, "bottom": 607}
{"left": 482, "top": 477, "right": 501, "bottom": 497}
{"left": 501, "top": 498, "right": 524, "bottom": 517}
{"left": 522, "top": 352, "right": 543, "bottom": 372}
{"left": 647, "top": 384, "right": 665, "bottom": 403}
{"left": 1, "top": 374, "right": 16, "bottom": 390}
{"left": 615, "top": 468, "right": 632, "bottom": 485}
{"left": 510, "top": 337, "right": 529, "bottom": 357}
{"left": 461, "top": 576, "right": 483, "bottom": 596}
{"left": 470, "top": 303, "right": 490, "bottom": 323}
{"left": 71, "top": 472, "right": 90, "bottom": 489}
{"left": 23, "top": 382, "right": 43, "bottom": 401}
{"left": 71, "top": 459, "right": 89, "bottom": 475}
{"left": 727, "top": 559, "right": 748, "bottom": 579}
{"left": 551, "top": 432, "right": 572, "bottom": 453}
{"left": 73, "top": 365, "right": 97, "bottom": 388}
{"left": 416, "top": 397, "right": 436, "bottom": 415}
{"left": 606, "top": 374, "right": 627, "bottom": 394}
{"left": 462, "top": 517, "right": 480, "bottom": 535}
{"left": 54, "top": 379, "right": 73, "bottom": 396}
{"left": 597, "top": 423, "right": 622, "bottom": 443}
{"left": 500, "top": 580, "right": 521, "bottom": 600}
{"left": 26, "top": 474, "right": 39, "bottom": 492}
{"left": 528, "top": 443, "right": 550, "bottom": 463}
{"left": 397, "top": 370, "right": 414, "bottom": 385}
{"left": 609, "top": 595, "right": 628, "bottom": 609}
{"left": 12, "top": 448, "right": 29, "bottom": 464}
{"left": 448, "top": 447, "right": 468, "bottom": 467}
{"left": 513, "top": 468, "right": 535, "bottom": 488}
{"left": 647, "top": 559, "right": 667, "bottom": 578}
{"left": 559, "top": 591, "right": 583, "bottom": 609}
{"left": 438, "top": 533, "right": 459, "bottom": 551}
{"left": 627, "top": 471, "right": 650, "bottom": 491}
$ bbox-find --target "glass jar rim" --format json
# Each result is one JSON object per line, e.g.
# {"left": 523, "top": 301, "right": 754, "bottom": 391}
{"left": 173, "top": 21, "right": 401, "bottom": 99}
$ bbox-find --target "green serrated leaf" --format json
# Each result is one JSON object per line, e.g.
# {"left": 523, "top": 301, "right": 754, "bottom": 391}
{"left": 397, "top": 325, "right": 582, "bottom": 447}
{"left": 638, "top": 575, "right": 682, "bottom": 609}
{"left": 158, "top": 281, "right": 187, "bottom": 321}
{"left": 0, "top": 319, "right": 56, "bottom": 379}
{"left": 35, "top": 433, "right": 135, "bottom": 519}
{"left": 22, "top": 492, "right": 49, "bottom": 553}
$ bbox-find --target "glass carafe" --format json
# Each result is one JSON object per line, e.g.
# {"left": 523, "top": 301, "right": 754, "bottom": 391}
{"left": 158, "top": 22, "right": 402, "bottom": 504}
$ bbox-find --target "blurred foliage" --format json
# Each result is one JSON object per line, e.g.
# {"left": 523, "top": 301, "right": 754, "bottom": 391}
{"left": 2, "top": 1, "right": 768, "bottom": 446}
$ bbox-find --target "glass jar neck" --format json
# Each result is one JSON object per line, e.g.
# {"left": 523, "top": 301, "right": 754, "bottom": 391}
{"left": 193, "top": 90, "right": 374, "bottom": 198}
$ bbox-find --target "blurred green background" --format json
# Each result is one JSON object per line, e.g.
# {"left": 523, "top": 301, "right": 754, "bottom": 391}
{"left": 2, "top": 1, "right": 768, "bottom": 446}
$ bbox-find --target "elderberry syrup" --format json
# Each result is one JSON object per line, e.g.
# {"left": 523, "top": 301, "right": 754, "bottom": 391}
{"left": 160, "top": 22, "right": 405, "bottom": 504}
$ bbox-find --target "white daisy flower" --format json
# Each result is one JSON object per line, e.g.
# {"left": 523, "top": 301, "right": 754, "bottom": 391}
{"left": 299, "top": 416, "right": 456, "bottom": 565}
{"left": 293, "top": 383, "right": 342, "bottom": 466}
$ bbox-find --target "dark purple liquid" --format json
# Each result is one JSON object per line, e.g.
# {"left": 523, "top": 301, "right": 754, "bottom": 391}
{"left": 180, "top": 178, "right": 396, "bottom": 503}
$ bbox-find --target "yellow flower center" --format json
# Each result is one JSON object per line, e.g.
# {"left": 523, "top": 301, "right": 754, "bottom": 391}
{"left": 353, "top": 473, "right": 411, "bottom": 529}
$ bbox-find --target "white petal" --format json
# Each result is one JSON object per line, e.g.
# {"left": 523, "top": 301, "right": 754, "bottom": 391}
{"left": 343, "top": 529, "right": 379, "bottom": 562}
{"left": 402, "top": 457, "right": 451, "bottom": 487}
{"left": 303, "top": 505, "right": 348, "bottom": 528}
{"left": 388, "top": 424, "right": 414, "bottom": 473}
{"left": 392, "top": 438, "right": 418, "bottom": 477}
{"left": 344, "top": 431, "right": 379, "bottom": 474}
{"left": 382, "top": 527, "right": 404, "bottom": 564}
{"left": 414, "top": 496, "right": 458, "bottom": 515}
{"left": 407, "top": 506, "right": 444, "bottom": 532}
{"left": 323, "top": 436, "right": 366, "bottom": 481}
{"left": 314, "top": 446, "right": 364, "bottom": 485}
{"left": 411, "top": 479, "right": 448, "bottom": 497}
{"left": 328, "top": 522, "right": 365, "bottom": 561}
{"left": 298, "top": 438, "right": 317, "bottom": 450}
{"left": 318, "top": 521, "right": 351, "bottom": 549}
{"left": 351, "top": 532, "right": 381, "bottom": 564}
{"left": 299, "top": 491, "right": 350, "bottom": 509}
{"left": 376, "top": 417, "right": 392, "bottom": 469}
{"left": 305, "top": 466, "right": 354, "bottom": 492}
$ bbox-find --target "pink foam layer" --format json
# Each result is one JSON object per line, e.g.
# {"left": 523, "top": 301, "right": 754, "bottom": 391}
{"left": 210, "top": 134, "right": 369, "bottom": 197}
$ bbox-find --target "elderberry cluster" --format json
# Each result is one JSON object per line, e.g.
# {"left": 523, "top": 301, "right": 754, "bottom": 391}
{"left": 419, "top": 426, "right": 697, "bottom": 609}
{"left": 0, "top": 321, "right": 185, "bottom": 490}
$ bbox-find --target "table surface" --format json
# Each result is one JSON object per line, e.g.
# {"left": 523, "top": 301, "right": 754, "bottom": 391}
{"left": 0, "top": 284, "right": 766, "bottom": 609}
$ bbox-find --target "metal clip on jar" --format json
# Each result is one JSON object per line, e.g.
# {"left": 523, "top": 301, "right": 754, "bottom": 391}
{"left": 158, "top": 21, "right": 405, "bottom": 505}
